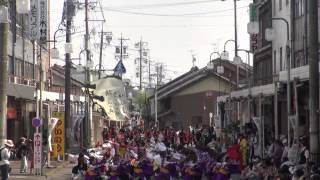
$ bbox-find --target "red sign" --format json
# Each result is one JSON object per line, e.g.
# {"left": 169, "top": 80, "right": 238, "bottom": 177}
{"left": 7, "top": 108, "right": 17, "bottom": 119}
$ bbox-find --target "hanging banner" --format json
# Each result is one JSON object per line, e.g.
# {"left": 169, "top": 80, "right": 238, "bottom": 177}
{"left": 249, "top": 3, "right": 259, "bottom": 53}
{"left": 29, "top": 0, "right": 39, "bottom": 40}
{"left": 39, "top": 0, "right": 48, "bottom": 47}
{"left": 52, "top": 112, "right": 65, "bottom": 158}
{"left": 48, "top": 118, "right": 59, "bottom": 152}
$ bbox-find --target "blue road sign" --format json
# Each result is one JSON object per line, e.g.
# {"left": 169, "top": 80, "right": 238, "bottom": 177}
{"left": 113, "top": 60, "right": 126, "bottom": 74}
{"left": 32, "top": 118, "right": 42, "bottom": 128}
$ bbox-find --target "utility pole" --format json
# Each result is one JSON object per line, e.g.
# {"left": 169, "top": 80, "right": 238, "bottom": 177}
{"left": 139, "top": 38, "right": 142, "bottom": 90}
{"left": 148, "top": 57, "right": 151, "bottom": 87}
{"left": 0, "top": 0, "right": 8, "bottom": 143}
{"left": 155, "top": 64, "right": 159, "bottom": 129}
{"left": 65, "top": 0, "right": 73, "bottom": 152}
{"left": 98, "top": 25, "right": 104, "bottom": 79}
{"left": 84, "top": 0, "right": 93, "bottom": 148}
{"left": 234, "top": 0, "right": 238, "bottom": 58}
{"left": 308, "top": 0, "right": 319, "bottom": 163}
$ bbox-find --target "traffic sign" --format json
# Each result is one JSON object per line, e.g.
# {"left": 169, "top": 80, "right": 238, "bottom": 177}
{"left": 113, "top": 60, "right": 126, "bottom": 74}
{"left": 34, "top": 132, "right": 42, "bottom": 175}
{"left": 32, "top": 118, "right": 42, "bottom": 128}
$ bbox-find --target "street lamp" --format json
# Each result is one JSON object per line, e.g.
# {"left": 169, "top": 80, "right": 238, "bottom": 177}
{"left": 221, "top": 39, "right": 241, "bottom": 124}
{"left": 221, "top": 40, "right": 236, "bottom": 60}
{"left": 207, "top": 51, "right": 225, "bottom": 128}
{"left": 50, "top": 28, "right": 64, "bottom": 59}
{"left": 265, "top": 18, "right": 294, "bottom": 142}
{"left": 207, "top": 51, "right": 224, "bottom": 75}
{"left": 0, "top": 6, "right": 8, "bottom": 23}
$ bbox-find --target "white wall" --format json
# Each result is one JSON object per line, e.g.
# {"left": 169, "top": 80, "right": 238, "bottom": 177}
{"left": 272, "top": 0, "right": 291, "bottom": 75}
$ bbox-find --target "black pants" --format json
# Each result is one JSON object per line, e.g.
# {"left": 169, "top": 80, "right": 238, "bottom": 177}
{"left": 0, "top": 164, "right": 9, "bottom": 180}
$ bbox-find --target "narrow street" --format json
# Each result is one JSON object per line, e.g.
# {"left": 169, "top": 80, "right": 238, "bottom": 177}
{"left": 0, "top": 0, "right": 319, "bottom": 179}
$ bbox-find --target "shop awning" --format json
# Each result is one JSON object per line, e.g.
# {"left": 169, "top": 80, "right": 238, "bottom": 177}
{"left": 217, "top": 83, "right": 275, "bottom": 102}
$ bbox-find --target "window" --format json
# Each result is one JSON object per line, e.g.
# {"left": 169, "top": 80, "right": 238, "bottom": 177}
{"left": 8, "top": 56, "right": 14, "bottom": 75}
{"left": 280, "top": 47, "right": 283, "bottom": 70}
{"left": 25, "top": 62, "right": 34, "bottom": 79}
{"left": 14, "top": 59, "right": 23, "bottom": 77}
{"left": 273, "top": 50, "right": 277, "bottom": 73}
{"left": 279, "top": 0, "right": 282, "bottom": 11}
{"left": 295, "top": 0, "right": 304, "bottom": 17}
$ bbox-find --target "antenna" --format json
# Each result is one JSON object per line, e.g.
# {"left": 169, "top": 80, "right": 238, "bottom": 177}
{"left": 189, "top": 50, "right": 197, "bottom": 68}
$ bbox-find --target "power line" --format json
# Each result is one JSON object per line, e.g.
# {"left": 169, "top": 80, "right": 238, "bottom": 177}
{"left": 103, "top": 0, "right": 219, "bottom": 10}
{"left": 109, "top": 23, "right": 234, "bottom": 28}
{"left": 103, "top": 0, "right": 252, "bottom": 10}
{"left": 103, "top": 6, "right": 248, "bottom": 17}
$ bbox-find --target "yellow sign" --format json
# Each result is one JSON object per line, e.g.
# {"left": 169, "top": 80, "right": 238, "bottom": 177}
{"left": 52, "top": 112, "right": 65, "bottom": 158}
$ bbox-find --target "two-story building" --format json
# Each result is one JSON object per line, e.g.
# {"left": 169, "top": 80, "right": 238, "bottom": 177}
{"left": 149, "top": 59, "right": 248, "bottom": 131}
{"left": 5, "top": 1, "right": 51, "bottom": 143}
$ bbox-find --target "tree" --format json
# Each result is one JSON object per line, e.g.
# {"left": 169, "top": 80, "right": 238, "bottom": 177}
{"left": 134, "top": 90, "right": 149, "bottom": 116}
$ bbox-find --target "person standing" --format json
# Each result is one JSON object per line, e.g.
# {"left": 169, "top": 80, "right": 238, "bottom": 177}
{"left": 18, "top": 137, "right": 29, "bottom": 173}
{"left": 0, "top": 139, "right": 14, "bottom": 180}
{"left": 239, "top": 134, "right": 249, "bottom": 167}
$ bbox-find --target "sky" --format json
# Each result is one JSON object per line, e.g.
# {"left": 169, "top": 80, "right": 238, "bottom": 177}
{"left": 50, "top": 0, "right": 253, "bottom": 86}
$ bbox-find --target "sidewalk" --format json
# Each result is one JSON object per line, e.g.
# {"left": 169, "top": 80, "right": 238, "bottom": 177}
{"left": 10, "top": 159, "right": 74, "bottom": 180}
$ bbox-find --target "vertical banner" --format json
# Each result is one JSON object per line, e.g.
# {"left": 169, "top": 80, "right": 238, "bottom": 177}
{"left": 29, "top": 0, "right": 39, "bottom": 40}
{"left": 249, "top": 3, "right": 259, "bottom": 53}
{"left": 39, "top": 0, "right": 48, "bottom": 47}
{"left": 52, "top": 112, "right": 65, "bottom": 158}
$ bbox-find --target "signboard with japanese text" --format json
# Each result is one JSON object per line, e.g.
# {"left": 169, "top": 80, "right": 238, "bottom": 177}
{"left": 52, "top": 112, "right": 65, "bottom": 158}
{"left": 29, "top": 0, "right": 39, "bottom": 40}
{"left": 250, "top": 34, "right": 259, "bottom": 53}
{"left": 34, "top": 132, "right": 42, "bottom": 175}
{"left": 39, "top": 0, "right": 47, "bottom": 47}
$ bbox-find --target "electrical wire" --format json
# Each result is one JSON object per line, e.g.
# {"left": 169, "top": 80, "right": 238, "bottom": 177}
{"left": 109, "top": 23, "right": 234, "bottom": 28}
{"left": 103, "top": 0, "right": 219, "bottom": 10}
{"left": 102, "top": 6, "right": 248, "bottom": 17}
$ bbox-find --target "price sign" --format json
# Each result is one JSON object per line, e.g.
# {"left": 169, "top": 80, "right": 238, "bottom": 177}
{"left": 34, "top": 132, "right": 42, "bottom": 175}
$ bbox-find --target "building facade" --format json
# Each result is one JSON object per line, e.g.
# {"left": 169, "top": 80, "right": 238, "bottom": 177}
{"left": 218, "top": 0, "right": 320, "bottom": 158}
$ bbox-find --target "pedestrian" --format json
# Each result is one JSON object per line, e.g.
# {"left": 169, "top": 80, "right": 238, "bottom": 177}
{"left": 298, "top": 138, "right": 309, "bottom": 165}
{"left": 72, "top": 153, "right": 88, "bottom": 175}
{"left": 18, "top": 137, "right": 29, "bottom": 173}
{"left": 271, "top": 140, "right": 283, "bottom": 168}
{"left": 288, "top": 139, "right": 300, "bottom": 165}
{"left": 239, "top": 134, "right": 249, "bottom": 167}
{"left": 0, "top": 139, "right": 14, "bottom": 180}
{"left": 27, "top": 139, "right": 34, "bottom": 174}
{"left": 281, "top": 138, "right": 289, "bottom": 162}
